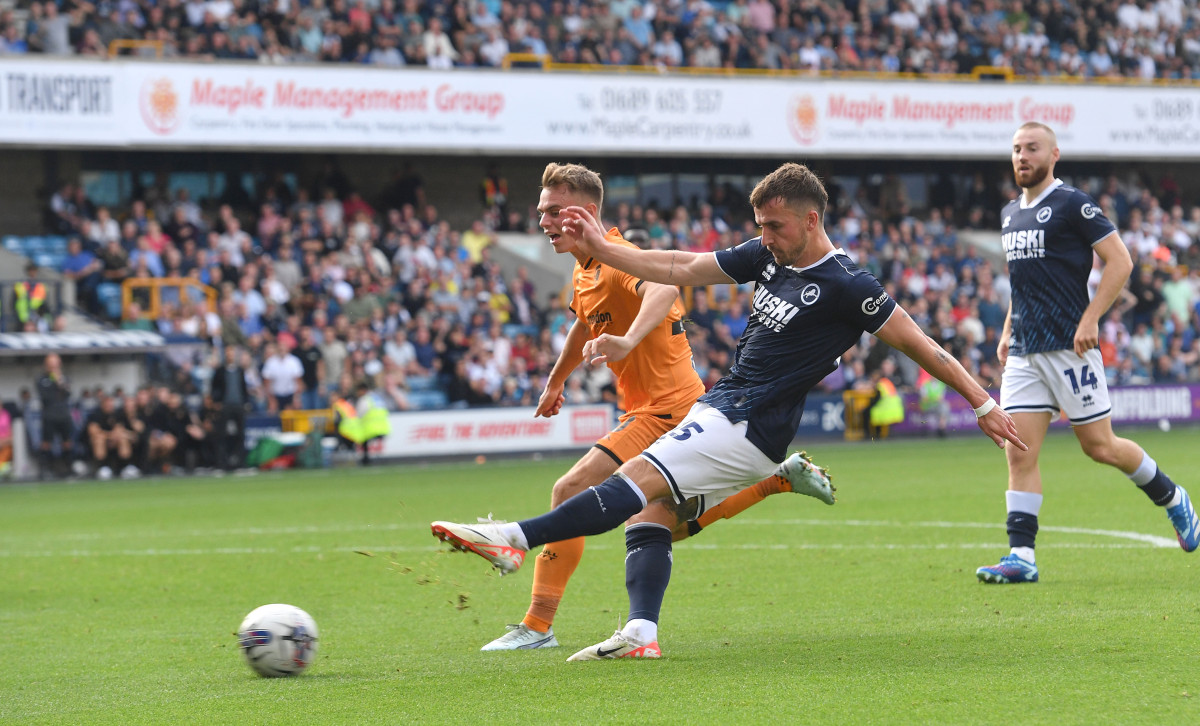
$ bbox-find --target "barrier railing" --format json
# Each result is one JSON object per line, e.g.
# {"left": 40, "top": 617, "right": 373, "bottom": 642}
{"left": 108, "top": 39, "right": 164, "bottom": 58}
{"left": 120, "top": 277, "right": 216, "bottom": 320}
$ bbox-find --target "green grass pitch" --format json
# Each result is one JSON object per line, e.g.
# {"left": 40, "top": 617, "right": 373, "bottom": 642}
{"left": 2, "top": 429, "right": 1197, "bottom": 725}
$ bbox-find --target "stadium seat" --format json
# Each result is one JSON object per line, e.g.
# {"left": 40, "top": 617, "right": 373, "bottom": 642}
{"left": 20, "top": 236, "right": 45, "bottom": 255}
{"left": 96, "top": 282, "right": 123, "bottom": 319}
{"left": 2, "top": 235, "right": 21, "bottom": 252}
{"left": 408, "top": 390, "right": 449, "bottom": 410}
{"left": 45, "top": 236, "right": 69, "bottom": 255}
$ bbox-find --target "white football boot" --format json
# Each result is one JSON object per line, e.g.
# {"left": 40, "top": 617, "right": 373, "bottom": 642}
{"left": 777, "top": 451, "right": 835, "bottom": 505}
{"left": 566, "top": 630, "right": 661, "bottom": 661}
{"left": 431, "top": 518, "right": 527, "bottom": 575}
{"left": 481, "top": 624, "right": 559, "bottom": 651}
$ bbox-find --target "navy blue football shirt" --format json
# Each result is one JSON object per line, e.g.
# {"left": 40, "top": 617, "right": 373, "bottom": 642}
{"left": 701, "top": 239, "right": 898, "bottom": 462}
{"left": 1001, "top": 180, "right": 1117, "bottom": 356}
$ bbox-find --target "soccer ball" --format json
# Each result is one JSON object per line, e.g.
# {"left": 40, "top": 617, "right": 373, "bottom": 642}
{"left": 237, "top": 603, "right": 319, "bottom": 677}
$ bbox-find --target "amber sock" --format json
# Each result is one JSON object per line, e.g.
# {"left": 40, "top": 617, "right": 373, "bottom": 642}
{"left": 521, "top": 536, "right": 585, "bottom": 632}
{"left": 693, "top": 475, "right": 790, "bottom": 532}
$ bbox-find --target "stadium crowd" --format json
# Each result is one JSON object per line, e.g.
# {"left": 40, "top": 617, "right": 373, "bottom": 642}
{"left": 7, "top": 156, "right": 1200, "bottom": 476}
{"left": 2, "top": 0, "right": 1200, "bottom": 80}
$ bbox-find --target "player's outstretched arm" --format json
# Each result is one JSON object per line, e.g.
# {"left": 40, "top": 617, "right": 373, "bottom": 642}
{"left": 1075, "top": 233, "right": 1133, "bottom": 357}
{"left": 535, "top": 318, "right": 589, "bottom": 418}
{"left": 582, "top": 282, "right": 679, "bottom": 365}
{"left": 559, "top": 205, "right": 732, "bottom": 287}
{"left": 874, "top": 308, "right": 1027, "bottom": 451}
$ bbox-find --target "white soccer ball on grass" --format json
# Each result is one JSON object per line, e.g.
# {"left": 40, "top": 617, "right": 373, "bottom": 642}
{"left": 237, "top": 603, "right": 319, "bottom": 677}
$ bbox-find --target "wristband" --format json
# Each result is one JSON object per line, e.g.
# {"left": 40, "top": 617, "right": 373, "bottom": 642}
{"left": 973, "top": 398, "right": 997, "bottom": 418}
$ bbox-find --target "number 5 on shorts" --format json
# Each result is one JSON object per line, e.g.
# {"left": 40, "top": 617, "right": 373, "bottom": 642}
{"left": 668, "top": 422, "right": 704, "bottom": 441}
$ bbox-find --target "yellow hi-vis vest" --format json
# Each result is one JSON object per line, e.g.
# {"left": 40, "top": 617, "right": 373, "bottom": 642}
{"left": 335, "top": 397, "right": 391, "bottom": 444}
{"left": 14, "top": 281, "right": 46, "bottom": 323}
{"left": 869, "top": 377, "right": 906, "bottom": 427}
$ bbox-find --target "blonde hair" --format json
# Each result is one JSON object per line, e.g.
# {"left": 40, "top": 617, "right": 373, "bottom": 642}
{"left": 749, "top": 163, "right": 828, "bottom": 219}
{"left": 1016, "top": 121, "right": 1057, "bottom": 147}
{"left": 541, "top": 163, "right": 604, "bottom": 208}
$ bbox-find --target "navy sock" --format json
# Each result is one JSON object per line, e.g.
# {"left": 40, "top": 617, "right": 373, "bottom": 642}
{"left": 517, "top": 475, "right": 645, "bottom": 549}
{"left": 625, "top": 524, "right": 673, "bottom": 624}
{"left": 1138, "top": 468, "right": 1177, "bottom": 506}
{"left": 1006, "top": 511, "right": 1038, "bottom": 549}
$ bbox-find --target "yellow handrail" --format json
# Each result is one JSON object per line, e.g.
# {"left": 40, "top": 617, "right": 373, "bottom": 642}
{"left": 501, "top": 55, "right": 1200, "bottom": 86}
{"left": 121, "top": 277, "right": 217, "bottom": 320}
{"left": 108, "top": 39, "right": 164, "bottom": 58}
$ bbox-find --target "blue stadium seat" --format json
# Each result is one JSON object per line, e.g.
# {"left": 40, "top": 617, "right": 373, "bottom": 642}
{"left": 407, "top": 375, "right": 439, "bottom": 392}
{"left": 20, "top": 236, "right": 45, "bottom": 255}
{"left": 2, "top": 235, "right": 21, "bottom": 252}
{"left": 45, "top": 236, "right": 69, "bottom": 255}
{"left": 408, "top": 390, "right": 449, "bottom": 410}
{"left": 34, "top": 253, "right": 58, "bottom": 269}
{"left": 96, "top": 282, "right": 123, "bottom": 319}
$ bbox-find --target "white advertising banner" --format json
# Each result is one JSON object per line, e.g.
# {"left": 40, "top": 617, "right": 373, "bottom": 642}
{"left": 381, "top": 403, "right": 614, "bottom": 458}
{"left": 3, "top": 59, "right": 1199, "bottom": 158}
{"left": 0, "top": 59, "right": 123, "bottom": 145}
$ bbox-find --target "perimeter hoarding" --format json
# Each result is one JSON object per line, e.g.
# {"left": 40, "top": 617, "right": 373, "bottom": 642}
{"left": 2, "top": 59, "right": 1198, "bottom": 158}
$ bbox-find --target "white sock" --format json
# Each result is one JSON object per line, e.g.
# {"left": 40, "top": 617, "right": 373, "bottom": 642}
{"left": 621, "top": 618, "right": 657, "bottom": 645}
{"left": 500, "top": 522, "right": 529, "bottom": 550}
{"left": 1006, "top": 490, "right": 1043, "bottom": 516}
{"left": 1165, "top": 489, "right": 1183, "bottom": 508}
{"left": 1010, "top": 546, "right": 1035, "bottom": 564}
{"left": 1127, "top": 452, "right": 1157, "bottom": 486}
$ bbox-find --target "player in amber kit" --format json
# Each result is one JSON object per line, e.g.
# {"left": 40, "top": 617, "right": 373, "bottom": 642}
{"left": 478, "top": 163, "right": 835, "bottom": 652}
{"left": 975, "top": 122, "right": 1198, "bottom": 584}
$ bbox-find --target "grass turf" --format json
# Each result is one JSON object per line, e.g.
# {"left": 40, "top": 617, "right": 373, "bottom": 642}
{"left": 1, "top": 429, "right": 1197, "bottom": 725}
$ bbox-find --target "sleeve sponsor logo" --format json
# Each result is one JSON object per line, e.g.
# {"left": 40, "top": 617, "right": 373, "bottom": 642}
{"left": 1081, "top": 203, "right": 1098, "bottom": 219}
{"left": 861, "top": 291, "right": 890, "bottom": 315}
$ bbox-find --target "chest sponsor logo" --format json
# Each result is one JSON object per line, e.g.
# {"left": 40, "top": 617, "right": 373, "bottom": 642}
{"left": 751, "top": 285, "right": 801, "bottom": 332}
{"left": 1081, "top": 203, "right": 1099, "bottom": 220}
{"left": 587, "top": 311, "right": 612, "bottom": 328}
{"left": 800, "top": 283, "right": 820, "bottom": 305}
{"left": 1001, "top": 229, "right": 1046, "bottom": 261}
{"left": 861, "top": 291, "right": 889, "bottom": 315}
{"left": 1036, "top": 207, "right": 1053, "bottom": 223}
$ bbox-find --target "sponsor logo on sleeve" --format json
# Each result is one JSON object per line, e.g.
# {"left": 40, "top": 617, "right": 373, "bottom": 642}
{"left": 861, "top": 292, "right": 889, "bottom": 315}
{"left": 1081, "top": 203, "right": 1098, "bottom": 219}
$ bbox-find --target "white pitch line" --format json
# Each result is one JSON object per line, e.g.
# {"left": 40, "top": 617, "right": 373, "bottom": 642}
{"left": 0, "top": 541, "right": 1167, "bottom": 558}
{"left": 722, "top": 518, "right": 1179, "bottom": 548}
{"left": 0, "top": 518, "right": 1177, "bottom": 555}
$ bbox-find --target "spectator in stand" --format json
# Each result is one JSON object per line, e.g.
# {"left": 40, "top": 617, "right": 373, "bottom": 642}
{"left": 85, "top": 392, "right": 137, "bottom": 480}
{"left": 210, "top": 345, "right": 249, "bottom": 470}
{"left": 261, "top": 340, "right": 304, "bottom": 412}
{"left": 35, "top": 354, "right": 76, "bottom": 478}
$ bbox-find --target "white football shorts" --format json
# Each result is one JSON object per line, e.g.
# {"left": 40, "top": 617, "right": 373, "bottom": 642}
{"left": 637, "top": 402, "right": 780, "bottom": 518}
{"left": 1000, "top": 348, "right": 1112, "bottom": 425}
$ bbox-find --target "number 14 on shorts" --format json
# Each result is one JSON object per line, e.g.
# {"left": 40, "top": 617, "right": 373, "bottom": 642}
{"left": 1062, "top": 364, "right": 1099, "bottom": 395}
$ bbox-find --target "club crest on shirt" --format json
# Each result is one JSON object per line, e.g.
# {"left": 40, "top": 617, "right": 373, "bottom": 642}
{"left": 800, "top": 283, "right": 820, "bottom": 305}
{"left": 1036, "top": 207, "right": 1053, "bottom": 223}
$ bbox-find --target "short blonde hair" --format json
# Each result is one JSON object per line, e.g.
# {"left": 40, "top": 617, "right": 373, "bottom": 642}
{"left": 541, "top": 163, "right": 604, "bottom": 208}
{"left": 1016, "top": 121, "right": 1057, "bottom": 147}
